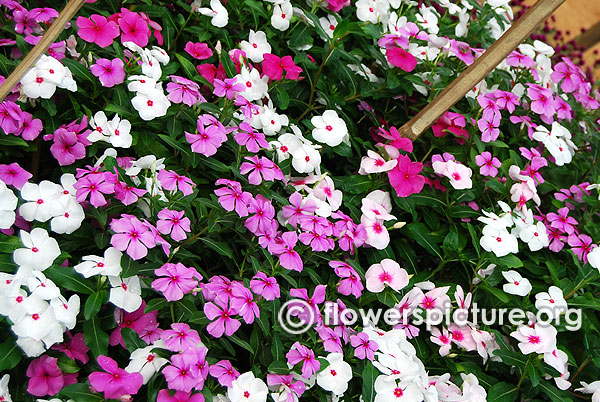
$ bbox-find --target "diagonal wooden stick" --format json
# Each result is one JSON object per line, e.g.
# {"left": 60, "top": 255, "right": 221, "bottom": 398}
{"left": 397, "top": 0, "right": 566, "bottom": 141}
{"left": 0, "top": 0, "right": 86, "bottom": 102}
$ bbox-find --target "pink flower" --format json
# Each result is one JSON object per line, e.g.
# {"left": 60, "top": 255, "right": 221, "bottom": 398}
{"left": 74, "top": 172, "right": 114, "bottom": 206}
{"left": 449, "top": 39, "right": 475, "bottom": 65}
{"left": 158, "top": 169, "right": 195, "bottom": 196}
{"left": 166, "top": 76, "right": 202, "bottom": 106}
{"left": 152, "top": 262, "right": 202, "bottom": 302}
{"left": 184, "top": 41, "right": 213, "bottom": 60}
{"left": 527, "top": 84, "right": 555, "bottom": 118}
{"left": 185, "top": 115, "right": 229, "bottom": 157}
{"left": 240, "top": 156, "right": 284, "bottom": 185}
{"left": 522, "top": 156, "right": 547, "bottom": 184}
{"left": 114, "top": 181, "right": 147, "bottom": 205}
{"left": 249, "top": 271, "right": 280, "bottom": 300}
{"left": 230, "top": 283, "right": 259, "bottom": 324}
{"left": 0, "top": 162, "right": 32, "bottom": 189}
{"left": 118, "top": 11, "right": 150, "bottom": 47}
{"left": 551, "top": 59, "right": 583, "bottom": 93}
{"left": 214, "top": 179, "right": 252, "bottom": 217}
{"left": 568, "top": 233, "right": 593, "bottom": 263}
{"left": 475, "top": 151, "right": 501, "bottom": 177}
{"left": 76, "top": 15, "right": 119, "bottom": 48}
{"left": 0, "top": 101, "right": 24, "bottom": 134}
{"left": 157, "top": 209, "right": 191, "bottom": 241}
{"left": 109, "top": 302, "right": 160, "bottom": 347}
{"left": 161, "top": 323, "right": 202, "bottom": 352}
{"left": 547, "top": 207, "right": 577, "bottom": 234}
{"left": 18, "top": 111, "right": 43, "bottom": 140}
{"left": 157, "top": 389, "right": 205, "bottom": 402}
{"left": 286, "top": 342, "right": 320, "bottom": 379}
{"left": 110, "top": 214, "right": 156, "bottom": 260}
{"left": 88, "top": 355, "right": 143, "bottom": 399}
{"left": 209, "top": 360, "right": 240, "bottom": 387}
{"left": 234, "top": 123, "right": 269, "bottom": 153}
{"left": 213, "top": 78, "right": 244, "bottom": 99}
{"left": 204, "top": 298, "right": 242, "bottom": 338}
{"left": 50, "top": 128, "right": 87, "bottom": 166}
{"left": 245, "top": 194, "right": 275, "bottom": 234}
{"left": 267, "top": 374, "right": 306, "bottom": 400}
{"left": 90, "top": 58, "right": 125, "bottom": 87}
{"left": 477, "top": 112, "right": 501, "bottom": 142}
{"left": 262, "top": 54, "right": 303, "bottom": 81}
{"left": 430, "top": 327, "right": 453, "bottom": 356}
{"left": 386, "top": 47, "right": 417, "bottom": 72}
{"left": 431, "top": 112, "right": 469, "bottom": 141}
{"left": 26, "top": 356, "right": 67, "bottom": 396}
{"left": 329, "top": 261, "right": 364, "bottom": 298}
{"left": 270, "top": 231, "right": 303, "bottom": 272}
{"left": 350, "top": 332, "right": 378, "bottom": 360}
{"left": 52, "top": 332, "right": 90, "bottom": 364}
{"left": 365, "top": 259, "right": 409, "bottom": 293}
{"left": 388, "top": 154, "right": 425, "bottom": 197}
{"left": 162, "top": 353, "right": 199, "bottom": 393}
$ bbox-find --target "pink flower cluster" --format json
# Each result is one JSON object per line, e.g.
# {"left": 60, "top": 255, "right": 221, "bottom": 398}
{"left": 44, "top": 116, "right": 92, "bottom": 166}
{"left": 0, "top": 100, "right": 43, "bottom": 140}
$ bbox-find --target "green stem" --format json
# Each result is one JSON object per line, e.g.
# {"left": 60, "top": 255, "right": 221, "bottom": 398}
{"left": 516, "top": 355, "right": 533, "bottom": 389}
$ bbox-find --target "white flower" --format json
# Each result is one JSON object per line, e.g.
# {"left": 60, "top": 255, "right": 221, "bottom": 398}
{"left": 305, "top": 193, "right": 332, "bottom": 217}
{"left": 89, "top": 112, "right": 133, "bottom": 148}
{"left": 50, "top": 294, "right": 80, "bottom": 330}
{"left": 20, "top": 55, "right": 76, "bottom": 99}
{"left": 362, "top": 216, "right": 390, "bottom": 250}
{"left": 477, "top": 201, "right": 513, "bottom": 229}
{"left": 317, "top": 353, "right": 352, "bottom": 396}
{"left": 518, "top": 221, "right": 549, "bottom": 251}
{"left": 228, "top": 371, "right": 268, "bottom": 402}
{"left": 237, "top": 67, "right": 269, "bottom": 102}
{"left": 240, "top": 30, "right": 271, "bottom": 63}
{"left": 13, "top": 228, "right": 60, "bottom": 271}
{"left": 588, "top": 247, "right": 600, "bottom": 271}
{"left": 0, "top": 374, "right": 11, "bottom": 402}
{"left": 125, "top": 341, "right": 169, "bottom": 384}
{"left": 150, "top": 47, "right": 170, "bottom": 65}
{"left": 0, "top": 284, "right": 28, "bottom": 324}
{"left": 50, "top": 198, "right": 85, "bottom": 235}
{"left": 319, "top": 15, "right": 338, "bottom": 38}
{"left": 131, "top": 85, "right": 171, "bottom": 121}
{"left": 259, "top": 104, "right": 289, "bottom": 136}
{"left": 108, "top": 275, "right": 142, "bottom": 313}
{"left": 361, "top": 190, "right": 395, "bottom": 221}
{"left": 356, "top": 0, "right": 380, "bottom": 24}
{"left": 127, "top": 75, "right": 158, "bottom": 94}
{"left": 311, "top": 110, "right": 348, "bottom": 147}
{"left": 75, "top": 247, "right": 123, "bottom": 278}
{"left": 532, "top": 123, "right": 576, "bottom": 166}
{"left": 433, "top": 160, "right": 472, "bottom": 189}
{"left": 0, "top": 179, "right": 17, "bottom": 229}
{"left": 460, "top": 373, "right": 487, "bottom": 402}
{"left": 480, "top": 225, "right": 518, "bottom": 257}
{"left": 11, "top": 295, "right": 60, "bottom": 341}
{"left": 314, "top": 176, "right": 343, "bottom": 212}
{"left": 535, "top": 286, "right": 567, "bottom": 319}
{"left": 502, "top": 270, "right": 532, "bottom": 296}
{"left": 359, "top": 150, "right": 397, "bottom": 174}
{"left": 510, "top": 324, "right": 557, "bottom": 354}
{"left": 126, "top": 155, "right": 166, "bottom": 176}
{"left": 197, "top": 0, "right": 229, "bottom": 27}
{"left": 416, "top": 5, "right": 439, "bottom": 34}
{"left": 271, "top": 1, "right": 293, "bottom": 31}
{"left": 27, "top": 271, "right": 61, "bottom": 300}
{"left": 374, "top": 375, "right": 423, "bottom": 401}
{"left": 575, "top": 381, "right": 600, "bottom": 402}
{"left": 19, "top": 181, "right": 62, "bottom": 222}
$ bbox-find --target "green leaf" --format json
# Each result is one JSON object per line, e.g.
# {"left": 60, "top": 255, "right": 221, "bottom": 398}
{"left": 0, "top": 236, "right": 21, "bottom": 253}
{"left": 175, "top": 54, "right": 198, "bottom": 80}
{"left": 0, "top": 135, "right": 29, "bottom": 147}
{"left": 493, "top": 349, "right": 528, "bottom": 368}
{"left": 62, "top": 58, "right": 96, "bottom": 84}
{"left": 59, "top": 383, "right": 104, "bottom": 401}
{"left": 57, "top": 354, "right": 80, "bottom": 374}
{"left": 84, "top": 290, "right": 107, "bottom": 320}
{"left": 0, "top": 337, "right": 21, "bottom": 371}
{"left": 229, "top": 335, "right": 254, "bottom": 354}
{"left": 342, "top": 175, "right": 372, "bottom": 194}
{"left": 486, "top": 382, "right": 518, "bottom": 402}
{"left": 122, "top": 327, "right": 146, "bottom": 351}
{"left": 268, "top": 360, "right": 289, "bottom": 374}
{"left": 410, "top": 193, "right": 447, "bottom": 208}
{"left": 537, "top": 379, "right": 573, "bottom": 401}
{"left": 481, "top": 282, "right": 510, "bottom": 303}
{"left": 45, "top": 265, "right": 95, "bottom": 294}
{"left": 200, "top": 238, "right": 234, "bottom": 258}
{"left": 159, "top": 134, "right": 190, "bottom": 157}
{"left": 271, "top": 333, "right": 284, "bottom": 361}
{"left": 491, "top": 254, "right": 523, "bottom": 269}
{"left": 84, "top": 317, "right": 109, "bottom": 358}
{"left": 145, "top": 297, "right": 168, "bottom": 312}
{"left": 361, "top": 362, "right": 378, "bottom": 402}
{"left": 568, "top": 295, "right": 600, "bottom": 311}
{"left": 406, "top": 223, "right": 442, "bottom": 259}
{"left": 198, "top": 155, "right": 230, "bottom": 172}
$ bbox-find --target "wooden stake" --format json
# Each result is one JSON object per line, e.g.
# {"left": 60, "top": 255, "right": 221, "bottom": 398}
{"left": 397, "top": 0, "right": 566, "bottom": 141}
{"left": 0, "top": 0, "right": 86, "bottom": 102}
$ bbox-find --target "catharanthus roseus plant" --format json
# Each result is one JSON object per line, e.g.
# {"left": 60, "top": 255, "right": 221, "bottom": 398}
{"left": 1, "top": 0, "right": 600, "bottom": 401}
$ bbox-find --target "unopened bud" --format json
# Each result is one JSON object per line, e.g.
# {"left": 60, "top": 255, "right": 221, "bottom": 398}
{"left": 215, "top": 41, "right": 222, "bottom": 55}
{"left": 393, "top": 221, "right": 406, "bottom": 229}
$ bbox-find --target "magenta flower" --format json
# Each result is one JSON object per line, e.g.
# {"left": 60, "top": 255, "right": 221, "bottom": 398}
{"left": 110, "top": 214, "right": 156, "bottom": 260}
{"left": 76, "top": 14, "right": 119, "bottom": 48}
{"left": 90, "top": 58, "right": 125, "bottom": 87}
{"left": 162, "top": 353, "right": 199, "bottom": 393}
{"left": 158, "top": 169, "right": 195, "bottom": 196}
{"left": 548, "top": 227, "right": 567, "bottom": 253}
{"left": 114, "top": 181, "right": 147, "bottom": 206}
{"left": 158, "top": 389, "right": 206, "bottom": 402}
{"left": 547, "top": 207, "right": 578, "bottom": 234}
{"left": 245, "top": 194, "right": 275, "bottom": 235}
{"left": 316, "top": 326, "right": 343, "bottom": 353}
{"left": 230, "top": 283, "right": 260, "bottom": 324}
{"left": 449, "top": 39, "right": 475, "bottom": 65}
{"left": 18, "top": 111, "right": 43, "bottom": 140}
{"left": 74, "top": 172, "right": 114, "bottom": 206}
{"left": 431, "top": 111, "right": 469, "bottom": 141}
{"left": 475, "top": 151, "right": 501, "bottom": 177}
{"left": 89, "top": 355, "right": 143, "bottom": 400}
{"left": 234, "top": 123, "right": 269, "bottom": 153}
{"left": 329, "top": 261, "right": 364, "bottom": 298}
{"left": 350, "top": 332, "right": 378, "bottom": 361}
{"left": 522, "top": 156, "right": 548, "bottom": 184}
{"left": 240, "top": 155, "right": 284, "bottom": 185}
{"left": 492, "top": 90, "right": 519, "bottom": 113}
{"left": 249, "top": 271, "right": 280, "bottom": 300}
{"left": 185, "top": 115, "right": 229, "bottom": 157}
{"left": 184, "top": 41, "right": 213, "bottom": 60}
{"left": 289, "top": 285, "right": 325, "bottom": 324}
{"left": 110, "top": 302, "right": 160, "bottom": 347}
{"left": 118, "top": 10, "right": 150, "bottom": 47}
{"left": 209, "top": 360, "right": 240, "bottom": 387}
{"left": 166, "top": 76, "right": 202, "bottom": 106}
{"left": 52, "top": 332, "right": 89, "bottom": 364}
{"left": 213, "top": 78, "right": 244, "bottom": 100}
{"left": 50, "top": 128, "right": 87, "bottom": 166}
{"left": 270, "top": 231, "right": 303, "bottom": 272}
{"left": 157, "top": 209, "right": 191, "bottom": 241}
{"left": 262, "top": 53, "right": 303, "bottom": 81}
{"left": 551, "top": 59, "right": 583, "bottom": 93}
{"left": 0, "top": 100, "right": 23, "bottom": 135}
{"left": 26, "top": 356, "right": 66, "bottom": 396}
{"left": 299, "top": 229, "right": 335, "bottom": 252}
{"left": 281, "top": 192, "right": 317, "bottom": 227}
{"left": 204, "top": 298, "right": 241, "bottom": 338}
{"left": 388, "top": 154, "right": 425, "bottom": 198}
{"left": 477, "top": 112, "right": 501, "bottom": 142}
{"left": 527, "top": 84, "right": 555, "bottom": 117}
{"left": 152, "top": 262, "right": 202, "bottom": 302}
{"left": 286, "top": 342, "right": 320, "bottom": 379}
{"left": 569, "top": 233, "right": 593, "bottom": 263}
{"left": 214, "top": 179, "right": 252, "bottom": 217}
{"left": 386, "top": 47, "right": 417, "bottom": 72}
{"left": 0, "top": 162, "right": 32, "bottom": 189}
{"left": 161, "top": 323, "right": 202, "bottom": 352}
{"left": 506, "top": 51, "right": 535, "bottom": 68}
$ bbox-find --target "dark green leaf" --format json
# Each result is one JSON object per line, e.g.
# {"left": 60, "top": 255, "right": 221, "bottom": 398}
{"left": 361, "top": 362, "right": 378, "bottom": 402}
{"left": 486, "top": 382, "right": 518, "bottom": 402}
{"left": 200, "top": 238, "right": 233, "bottom": 258}
{"left": 84, "top": 317, "right": 109, "bottom": 358}
{"left": 84, "top": 290, "right": 107, "bottom": 320}
{"left": 45, "top": 265, "right": 95, "bottom": 294}
{"left": 0, "top": 338, "right": 21, "bottom": 371}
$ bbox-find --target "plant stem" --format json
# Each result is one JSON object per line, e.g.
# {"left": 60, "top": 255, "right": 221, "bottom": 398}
{"left": 571, "top": 357, "right": 591, "bottom": 383}
{"left": 516, "top": 355, "right": 533, "bottom": 389}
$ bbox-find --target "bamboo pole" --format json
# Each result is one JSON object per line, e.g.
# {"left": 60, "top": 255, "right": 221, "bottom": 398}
{"left": 0, "top": 0, "right": 86, "bottom": 102}
{"left": 397, "top": 0, "right": 566, "bottom": 141}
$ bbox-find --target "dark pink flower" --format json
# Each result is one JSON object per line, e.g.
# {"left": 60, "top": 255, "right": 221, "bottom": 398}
{"left": 230, "top": 283, "right": 259, "bottom": 324}
{"left": 50, "top": 128, "right": 87, "bottom": 166}
{"left": 249, "top": 271, "right": 280, "bottom": 300}
{"left": 329, "top": 261, "right": 363, "bottom": 298}
{"left": 267, "top": 374, "right": 306, "bottom": 400}
{"left": 26, "top": 356, "right": 65, "bottom": 396}
{"left": 52, "top": 332, "right": 90, "bottom": 364}
{"left": 0, "top": 162, "right": 31, "bottom": 189}
{"left": 110, "top": 302, "right": 160, "bottom": 347}
{"left": 161, "top": 323, "right": 202, "bottom": 352}
{"left": 286, "top": 342, "right": 320, "bottom": 379}
{"left": 162, "top": 353, "right": 199, "bottom": 393}
{"left": 475, "top": 151, "right": 501, "bottom": 177}
{"left": 431, "top": 112, "right": 469, "bottom": 142}
{"left": 281, "top": 192, "right": 317, "bottom": 227}
{"left": 118, "top": 10, "right": 150, "bottom": 47}
{"left": 270, "top": 231, "right": 303, "bottom": 271}
{"left": 388, "top": 154, "right": 425, "bottom": 197}
{"left": 209, "top": 360, "right": 239, "bottom": 387}
{"left": 90, "top": 58, "right": 125, "bottom": 87}
{"left": 157, "top": 389, "right": 205, "bottom": 402}
{"left": 350, "top": 332, "right": 378, "bottom": 360}
{"left": 214, "top": 179, "right": 252, "bottom": 217}
{"left": 450, "top": 39, "right": 475, "bottom": 65}
{"left": 152, "top": 262, "right": 202, "bottom": 302}
{"left": 185, "top": 114, "right": 230, "bottom": 157}
{"left": 204, "top": 298, "right": 241, "bottom": 338}
{"left": 386, "top": 47, "right": 417, "bottom": 72}
{"left": 262, "top": 53, "right": 303, "bottom": 81}
{"left": 76, "top": 14, "right": 119, "bottom": 48}
{"left": 17, "top": 111, "right": 43, "bottom": 141}
{"left": 89, "top": 355, "right": 143, "bottom": 399}
{"left": 184, "top": 41, "right": 213, "bottom": 60}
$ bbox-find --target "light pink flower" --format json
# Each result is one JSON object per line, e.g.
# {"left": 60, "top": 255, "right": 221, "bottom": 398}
{"left": 110, "top": 214, "right": 156, "bottom": 260}
{"left": 157, "top": 209, "right": 191, "bottom": 241}
{"left": 152, "top": 262, "right": 202, "bottom": 302}
{"left": 365, "top": 259, "right": 409, "bottom": 293}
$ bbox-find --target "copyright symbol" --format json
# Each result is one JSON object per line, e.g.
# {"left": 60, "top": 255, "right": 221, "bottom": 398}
{"left": 278, "top": 299, "right": 316, "bottom": 335}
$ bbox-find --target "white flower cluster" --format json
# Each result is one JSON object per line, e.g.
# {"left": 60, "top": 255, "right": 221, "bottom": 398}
{"left": 20, "top": 55, "right": 77, "bottom": 99}
{"left": 533, "top": 122, "right": 577, "bottom": 166}
{"left": 124, "top": 42, "right": 171, "bottom": 120}
{"left": 1, "top": 227, "right": 79, "bottom": 357}
{"left": 89, "top": 111, "right": 133, "bottom": 148}
{"left": 271, "top": 125, "right": 322, "bottom": 175}
{"left": 479, "top": 201, "right": 549, "bottom": 257}
{"left": 361, "top": 190, "right": 396, "bottom": 250}
{"left": 197, "top": 0, "right": 229, "bottom": 27}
